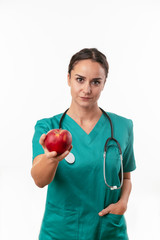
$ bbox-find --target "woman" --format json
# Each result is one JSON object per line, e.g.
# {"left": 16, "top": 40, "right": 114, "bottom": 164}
{"left": 31, "top": 48, "right": 136, "bottom": 240}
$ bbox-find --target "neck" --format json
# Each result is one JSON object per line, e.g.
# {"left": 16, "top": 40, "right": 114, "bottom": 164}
{"left": 67, "top": 102, "right": 102, "bottom": 122}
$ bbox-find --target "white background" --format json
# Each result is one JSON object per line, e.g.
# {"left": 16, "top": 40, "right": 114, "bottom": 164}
{"left": 0, "top": 0, "right": 160, "bottom": 239}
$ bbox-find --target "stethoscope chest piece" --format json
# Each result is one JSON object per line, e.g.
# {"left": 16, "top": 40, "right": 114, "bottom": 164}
{"left": 65, "top": 152, "right": 75, "bottom": 164}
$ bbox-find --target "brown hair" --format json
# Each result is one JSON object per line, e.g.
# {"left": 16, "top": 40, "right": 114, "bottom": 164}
{"left": 68, "top": 48, "right": 109, "bottom": 78}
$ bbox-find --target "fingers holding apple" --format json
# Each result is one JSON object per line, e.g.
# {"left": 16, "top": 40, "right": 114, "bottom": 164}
{"left": 39, "top": 129, "right": 73, "bottom": 162}
{"left": 39, "top": 133, "right": 54, "bottom": 155}
{"left": 39, "top": 134, "right": 47, "bottom": 151}
{"left": 68, "top": 145, "right": 73, "bottom": 152}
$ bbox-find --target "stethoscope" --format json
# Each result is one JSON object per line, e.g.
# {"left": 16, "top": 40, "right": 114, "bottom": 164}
{"left": 59, "top": 108, "right": 123, "bottom": 190}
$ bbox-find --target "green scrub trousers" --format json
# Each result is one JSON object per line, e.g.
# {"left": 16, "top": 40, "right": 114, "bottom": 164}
{"left": 32, "top": 111, "right": 136, "bottom": 240}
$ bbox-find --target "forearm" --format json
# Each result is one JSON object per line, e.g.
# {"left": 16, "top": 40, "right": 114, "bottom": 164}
{"left": 98, "top": 172, "right": 132, "bottom": 216}
{"left": 31, "top": 154, "right": 59, "bottom": 188}
{"left": 119, "top": 173, "right": 132, "bottom": 208}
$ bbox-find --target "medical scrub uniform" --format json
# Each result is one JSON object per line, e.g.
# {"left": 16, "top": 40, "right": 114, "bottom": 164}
{"left": 32, "top": 111, "right": 136, "bottom": 240}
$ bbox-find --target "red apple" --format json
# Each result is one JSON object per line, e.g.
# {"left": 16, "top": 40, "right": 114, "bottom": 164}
{"left": 44, "top": 129, "right": 72, "bottom": 155}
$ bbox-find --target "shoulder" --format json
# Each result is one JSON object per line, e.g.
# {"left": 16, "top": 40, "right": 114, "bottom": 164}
{"left": 106, "top": 111, "right": 133, "bottom": 132}
{"left": 34, "top": 113, "right": 63, "bottom": 130}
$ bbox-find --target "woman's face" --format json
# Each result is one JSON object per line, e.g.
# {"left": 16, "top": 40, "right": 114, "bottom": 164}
{"left": 68, "top": 59, "right": 106, "bottom": 109}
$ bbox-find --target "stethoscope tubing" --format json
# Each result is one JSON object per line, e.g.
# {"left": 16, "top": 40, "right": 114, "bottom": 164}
{"left": 59, "top": 107, "right": 123, "bottom": 190}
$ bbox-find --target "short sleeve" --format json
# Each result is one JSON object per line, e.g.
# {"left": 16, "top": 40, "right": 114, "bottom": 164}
{"left": 32, "top": 119, "right": 50, "bottom": 162}
{"left": 123, "top": 120, "right": 136, "bottom": 172}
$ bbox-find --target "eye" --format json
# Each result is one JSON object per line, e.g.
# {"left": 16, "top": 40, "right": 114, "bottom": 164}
{"left": 92, "top": 80, "right": 101, "bottom": 86}
{"left": 76, "top": 77, "right": 84, "bottom": 83}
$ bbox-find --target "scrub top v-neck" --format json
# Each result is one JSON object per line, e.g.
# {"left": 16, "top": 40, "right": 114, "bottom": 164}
{"left": 64, "top": 112, "right": 107, "bottom": 144}
{"left": 32, "top": 111, "right": 136, "bottom": 240}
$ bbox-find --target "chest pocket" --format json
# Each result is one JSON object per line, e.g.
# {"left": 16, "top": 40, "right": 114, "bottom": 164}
{"left": 104, "top": 144, "right": 121, "bottom": 187}
{"left": 39, "top": 202, "right": 79, "bottom": 240}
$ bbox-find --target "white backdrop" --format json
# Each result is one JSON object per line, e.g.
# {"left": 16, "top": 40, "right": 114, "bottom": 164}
{"left": 0, "top": 0, "right": 160, "bottom": 239}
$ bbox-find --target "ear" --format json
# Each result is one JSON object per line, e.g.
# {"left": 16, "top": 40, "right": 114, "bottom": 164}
{"left": 67, "top": 73, "right": 71, "bottom": 86}
{"left": 101, "top": 79, "right": 106, "bottom": 91}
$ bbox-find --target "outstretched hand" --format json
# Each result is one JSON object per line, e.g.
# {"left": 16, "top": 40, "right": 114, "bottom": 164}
{"left": 39, "top": 133, "right": 72, "bottom": 162}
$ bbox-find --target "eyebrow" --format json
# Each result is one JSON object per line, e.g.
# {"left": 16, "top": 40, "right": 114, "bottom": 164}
{"left": 75, "top": 74, "right": 102, "bottom": 80}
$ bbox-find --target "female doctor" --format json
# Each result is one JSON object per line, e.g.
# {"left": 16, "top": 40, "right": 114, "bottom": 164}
{"left": 31, "top": 48, "right": 136, "bottom": 240}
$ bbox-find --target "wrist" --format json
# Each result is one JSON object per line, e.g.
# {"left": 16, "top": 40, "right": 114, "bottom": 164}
{"left": 118, "top": 199, "right": 128, "bottom": 212}
{"left": 49, "top": 157, "right": 59, "bottom": 165}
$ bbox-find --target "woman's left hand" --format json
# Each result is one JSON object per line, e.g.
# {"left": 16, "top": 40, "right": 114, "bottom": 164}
{"left": 98, "top": 200, "right": 127, "bottom": 216}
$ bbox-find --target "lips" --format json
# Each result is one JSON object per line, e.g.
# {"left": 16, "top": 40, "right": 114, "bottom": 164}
{"left": 80, "top": 97, "right": 92, "bottom": 100}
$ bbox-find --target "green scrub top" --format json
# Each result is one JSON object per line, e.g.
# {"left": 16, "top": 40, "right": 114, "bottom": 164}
{"left": 32, "top": 111, "right": 136, "bottom": 240}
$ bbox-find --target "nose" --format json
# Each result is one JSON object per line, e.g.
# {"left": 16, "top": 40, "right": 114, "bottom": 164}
{"left": 83, "top": 82, "right": 91, "bottom": 95}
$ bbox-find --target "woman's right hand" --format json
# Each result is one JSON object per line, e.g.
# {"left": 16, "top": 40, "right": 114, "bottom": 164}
{"left": 31, "top": 133, "right": 72, "bottom": 188}
{"left": 39, "top": 133, "right": 72, "bottom": 163}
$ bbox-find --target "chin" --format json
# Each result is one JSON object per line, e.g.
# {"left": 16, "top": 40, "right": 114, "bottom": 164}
{"left": 73, "top": 97, "right": 97, "bottom": 109}
{"left": 78, "top": 101, "right": 96, "bottom": 109}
